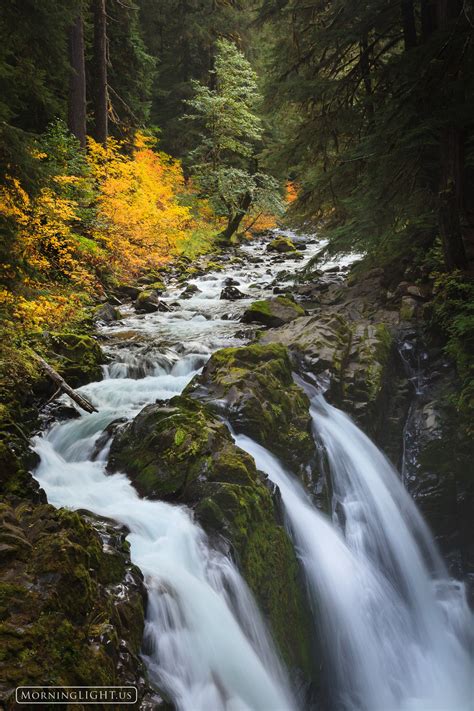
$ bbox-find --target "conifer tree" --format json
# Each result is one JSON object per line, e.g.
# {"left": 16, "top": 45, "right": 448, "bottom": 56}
{"left": 186, "top": 39, "right": 283, "bottom": 239}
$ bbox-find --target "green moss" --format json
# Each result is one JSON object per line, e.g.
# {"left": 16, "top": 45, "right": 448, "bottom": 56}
{"left": 267, "top": 236, "right": 297, "bottom": 253}
{"left": 108, "top": 394, "right": 312, "bottom": 673}
{"left": 48, "top": 331, "right": 104, "bottom": 387}
{"left": 186, "top": 343, "right": 314, "bottom": 472}
{"left": 147, "top": 280, "right": 166, "bottom": 292}
{"left": 0, "top": 503, "right": 147, "bottom": 703}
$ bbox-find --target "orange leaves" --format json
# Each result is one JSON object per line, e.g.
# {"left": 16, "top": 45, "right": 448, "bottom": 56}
{"left": 286, "top": 181, "right": 299, "bottom": 204}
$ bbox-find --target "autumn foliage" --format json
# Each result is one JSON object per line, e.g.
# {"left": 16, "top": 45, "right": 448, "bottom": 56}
{"left": 0, "top": 123, "right": 216, "bottom": 334}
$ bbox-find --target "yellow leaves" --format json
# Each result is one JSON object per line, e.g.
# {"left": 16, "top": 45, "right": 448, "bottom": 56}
{"left": 2, "top": 128, "right": 220, "bottom": 338}
{"left": 0, "top": 286, "right": 84, "bottom": 334}
{"left": 88, "top": 132, "right": 194, "bottom": 279}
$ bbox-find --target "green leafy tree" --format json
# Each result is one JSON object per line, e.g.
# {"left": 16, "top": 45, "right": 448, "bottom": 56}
{"left": 186, "top": 39, "right": 283, "bottom": 239}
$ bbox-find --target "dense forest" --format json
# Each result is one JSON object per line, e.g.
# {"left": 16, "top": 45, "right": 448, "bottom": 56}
{"left": 0, "top": 2, "right": 473, "bottom": 710}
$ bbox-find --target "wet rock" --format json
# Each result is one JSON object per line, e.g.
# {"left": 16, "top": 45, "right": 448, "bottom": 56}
{"left": 224, "top": 277, "right": 240, "bottom": 286}
{"left": 185, "top": 343, "right": 315, "bottom": 474}
{"left": 108, "top": 395, "right": 312, "bottom": 672}
{"left": 242, "top": 297, "right": 305, "bottom": 328}
{"left": 266, "top": 236, "right": 297, "bottom": 253}
{"left": 157, "top": 301, "right": 173, "bottom": 312}
{"left": 400, "top": 296, "right": 418, "bottom": 321}
{"left": 0, "top": 503, "right": 151, "bottom": 707}
{"left": 134, "top": 290, "right": 160, "bottom": 314}
{"left": 47, "top": 332, "right": 105, "bottom": 388}
{"left": 114, "top": 284, "right": 141, "bottom": 300}
{"left": 259, "top": 313, "right": 395, "bottom": 430}
{"left": 94, "top": 302, "right": 122, "bottom": 323}
{"left": 220, "top": 285, "right": 245, "bottom": 300}
{"left": 180, "top": 283, "right": 201, "bottom": 299}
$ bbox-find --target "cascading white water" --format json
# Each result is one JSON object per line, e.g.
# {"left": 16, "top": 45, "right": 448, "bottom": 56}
{"left": 235, "top": 390, "right": 473, "bottom": 711}
{"left": 33, "top": 364, "right": 296, "bottom": 711}
{"left": 30, "top": 227, "right": 471, "bottom": 711}
{"left": 31, "top": 231, "right": 322, "bottom": 711}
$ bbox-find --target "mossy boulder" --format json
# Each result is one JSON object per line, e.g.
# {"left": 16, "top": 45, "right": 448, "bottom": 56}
{"left": 47, "top": 332, "right": 104, "bottom": 388}
{"left": 0, "top": 503, "right": 150, "bottom": 708}
{"left": 267, "top": 236, "right": 296, "bottom": 253}
{"left": 0, "top": 441, "right": 43, "bottom": 503}
{"left": 242, "top": 297, "right": 305, "bottom": 328}
{"left": 259, "top": 312, "right": 396, "bottom": 430}
{"left": 114, "top": 283, "right": 141, "bottom": 300}
{"left": 185, "top": 343, "right": 315, "bottom": 473}
{"left": 93, "top": 302, "right": 122, "bottom": 323}
{"left": 108, "top": 395, "right": 312, "bottom": 673}
{"left": 134, "top": 289, "right": 160, "bottom": 313}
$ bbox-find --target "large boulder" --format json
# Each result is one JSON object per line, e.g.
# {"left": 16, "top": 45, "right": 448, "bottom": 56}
{"left": 47, "top": 332, "right": 105, "bottom": 387}
{"left": 259, "top": 313, "right": 395, "bottom": 431}
{"left": 134, "top": 289, "right": 160, "bottom": 313}
{"left": 0, "top": 503, "right": 152, "bottom": 707}
{"left": 267, "top": 236, "right": 297, "bottom": 253}
{"left": 114, "top": 283, "right": 141, "bottom": 300}
{"left": 185, "top": 343, "right": 315, "bottom": 473}
{"left": 93, "top": 302, "right": 122, "bottom": 323}
{"left": 108, "top": 395, "right": 312, "bottom": 673}
{"left": 220, "top": 285, "right": 245, "bottom": 300}
{"left": 242, "top": 297, "right": 305, "bottom": 328}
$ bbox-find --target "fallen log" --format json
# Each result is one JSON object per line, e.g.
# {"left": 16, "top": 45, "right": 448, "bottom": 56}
{"left": 34, "top": 355, "right": 98, "bottom": 414}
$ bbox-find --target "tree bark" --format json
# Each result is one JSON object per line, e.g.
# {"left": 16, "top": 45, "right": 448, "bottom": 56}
{"left": 67, "top": 15, "right": 87, "bottom": 148}
{"left": 436, "top": 0, "right": 468, "bottom": 270}
{"left": 93, "top": 0, "right": 108, "bottom": 144}
{"left": 439, "top": 128, "right": 468, "bottom": 270}
{"left": 420, "top": 0, "right": 435, "bottom": 41}
{"left": 401, "top": 0, "right": 417, "bottom": 49}
{"left": 222, "top": 192, "right": 253, "bottom": 241}
{"left": 360, "top": 34, "right": 374, "bottom": 125}
{"left": 35, "top": 356, "right": 98, "bottom": 414}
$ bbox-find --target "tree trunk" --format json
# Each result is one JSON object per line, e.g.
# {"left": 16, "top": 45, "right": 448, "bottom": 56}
{"left": 360, "top": 34, "right": 374, "bottom": 125}
{"left": 35, "top": 356, "right": 98, "bottom": 414}
{"left": 222, "top": 192, "right": 253, "bottom": 241}
{"left": 436, "top": 0, "right": 468, "bottom": 270}
{"left": 439, "top": 127, "right": 468, "bottom": 270}
{"left": 401, "top": 0, "right": 417, "bottom": 49}
{"left": 67, "top": 15, "right": 87, "bottom": 148}
{"left": 93, "top": 0, "right": 108, "bottom": 144}
{"left": 420, "top": 0, "right": 435, "bottom": 41}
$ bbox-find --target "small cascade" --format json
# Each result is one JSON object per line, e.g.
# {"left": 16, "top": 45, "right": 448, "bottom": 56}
{"left": 33, "top": 379, "right": 296, "bottom": 711}
{"left": 235, "top": 388, "right": 473, "bottom": 711}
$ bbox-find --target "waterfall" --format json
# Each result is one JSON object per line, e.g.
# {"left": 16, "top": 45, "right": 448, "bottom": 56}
{"left": 33, "top": 363, "right": 297, "bottom": 711}
{"left": 235, "top": 391, "right": 473, "bottom": 711}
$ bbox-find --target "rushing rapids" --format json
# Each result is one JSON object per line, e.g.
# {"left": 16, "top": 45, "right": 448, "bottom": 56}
{"left": 236, "top": 390, "right": 473, "bottom": 710}
{"left": 32, "top": 231, "right": 473, "bottom": 710}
